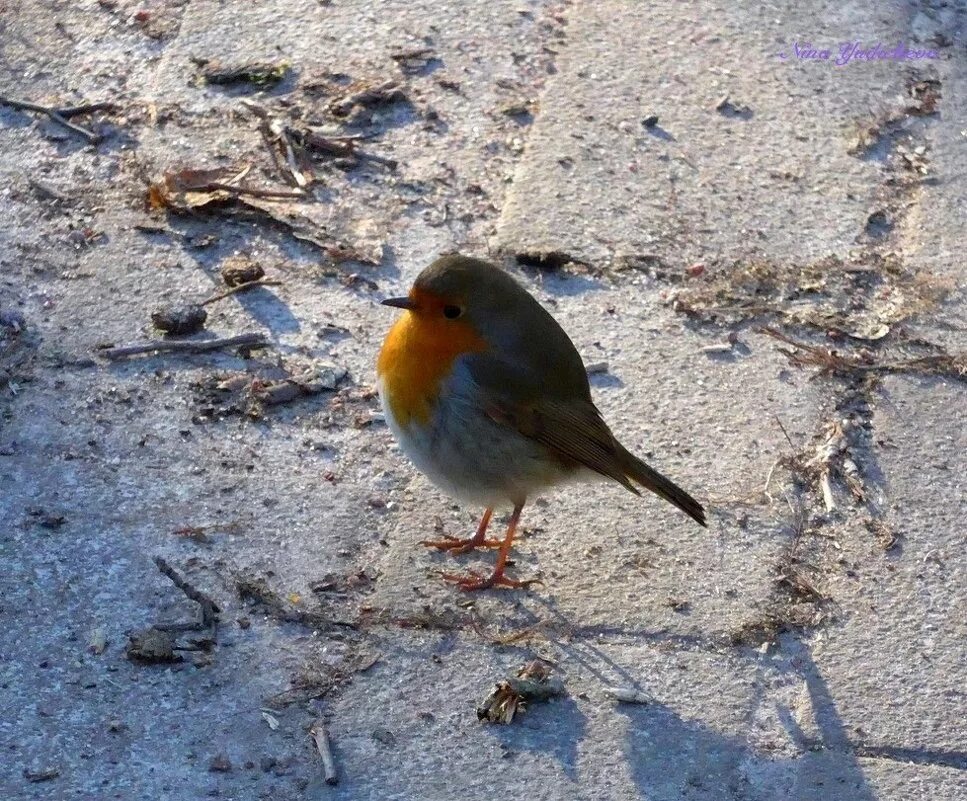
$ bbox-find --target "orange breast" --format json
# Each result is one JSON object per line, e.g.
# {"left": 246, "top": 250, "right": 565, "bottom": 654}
{"left": 377, "top": 312, "right": 487, "bottom": 427}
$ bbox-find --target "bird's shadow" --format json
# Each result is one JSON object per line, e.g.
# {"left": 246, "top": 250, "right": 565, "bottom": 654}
{"left": 484, "top": 694, "right": 587, "bottom": 780}
{"left": 477, "top": 589, "right": 967, "bottom": 798}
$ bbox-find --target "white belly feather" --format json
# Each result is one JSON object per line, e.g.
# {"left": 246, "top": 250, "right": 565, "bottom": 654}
{"left": 378, "top": 359, "right": 572, "bottom": 507}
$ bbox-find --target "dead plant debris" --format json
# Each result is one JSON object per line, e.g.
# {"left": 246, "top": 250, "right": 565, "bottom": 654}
{"left": 233, "top": 573, "right": 336, "bottom": 630}
{"left": 154, "top": 556, "right": 221, "bottom": 633}
{"left": 391, "top": 47, "right": 437, "bottom": 75}
{"left": 193, "top": 360, "right": 348, "bottom": 421}
{"left": 848, "top": 75, "right": 941, "bottom": 156}
{"left": 515, "top": 250, "right": 589, "bottom": 270}
{"left": 328, "top": 79, "right": 409, "bottom": 124}
{"left": 762, "top": 326, "right": 966, "bottom": 382}
{"left": 606, "top": 687, "right": 652, "bottom": 704}
{"left": 907, "top": 78, "right": 941, "bottom": 117}
{"left": 171, "top": 521, "right": 244, "bottom": 543}
{"left": 208, "top": 753, "right": 233, "bottom": 773}
{"left": 241, "top": 98, "right": 398, "bottom": 186}
{"left": 124, "top": 559, "right": 222, "bottom": 667}
{"left": 865, "top": 517, "right": 902, "bottom": 551}
{"left": 148, "top": 165, "right": 306, "bottom": 211}
{"left": 201, "top": 278, "right": 282, "bottom": 307}
{"left": 264, "top": 651, "right": 379, "bottom": 709}
{"left": 714, "top": 95, "right": 753, "bottom": 119}
{"left": 148, "top": 164, "right": 384, "bottom": 262}
{"left": 88, "top": 628, "right": 107, "bottom": 655}
{"left": 485, "top": 622, "right": 553, "bottom": 646}
{"left": 727, "top": 614, "right": 788, "bottom": 648}
{"left": 776, "top": 564, "right": 828, "bottom": 604}
{"left": 0, "top": 95, "right": 115, "bottom": 143}
{"left": 667, "top": 252, "right": 951, "bottom": 339}
{"left": 295, "top": 128, "right": 398, "bottom": 171}
{"left": 477, "top": 660, "right": 565, "bottom": 724}
{"left": 309, "top": 719, "right": 339, "bottom": 785}
{"left": 310, "top": 569, "right": 376, "bottom": 595}
{"left": 126, "top": 627, "right": 181, "bottom": 664}
{"left": 194, "top": 58, "right": 290, "bottom": 87}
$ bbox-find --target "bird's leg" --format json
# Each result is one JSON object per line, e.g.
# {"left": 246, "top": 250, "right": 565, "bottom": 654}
{"left": 420, "top": 508, "right": 502, "bottom": 554}
{"left": 440, "top": 503, "right": 541, "bottom": 591}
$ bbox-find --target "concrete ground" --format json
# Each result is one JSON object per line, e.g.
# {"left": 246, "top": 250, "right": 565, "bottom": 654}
{"left": 1, "top": 1, "right": 965, "bottom": 799}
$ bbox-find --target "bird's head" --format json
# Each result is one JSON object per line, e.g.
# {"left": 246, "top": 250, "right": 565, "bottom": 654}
{"left": 380, "top": 254, "right": 526, "bottom": 342}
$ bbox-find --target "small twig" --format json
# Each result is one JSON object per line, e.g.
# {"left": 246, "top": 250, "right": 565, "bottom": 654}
{"left": 202, "top": 182, "right": 306, "bottom": 199}
{"left": 299, "top": 130, "right": 398, "bottom": 170}
{"left": 391, "top": 47, "right": 435, "bottom": 63}
{"left": 301, "top": 131, "right": 356, "bottom": 157}
{"left": 355, "top": 149, "right": 398, "bottom": 170}
{"left": 100, "top": 332, "right": 269, "bottom": 360}
{"left": 487, "top": 622, "right": 549, "bottom": 645}
{"left": 201, "top": 279, "right": 282, "bottom": 306}
{"left": 154, "top": 556, "right": 221, "bottom": 630}
{"left": 0, "top": 95, "right": 103, "bottom": 143}
{"left": 56, "top": 102, "right": 117, "bottom": 118}
{"left": 240, "top": 101, "right": 312, "bottom": 185}
{"left": 773, "top": 414, "right": 796, "bottom": 451}
{"left": 279, "top": 125, "right": 309, "bottom": 188}
{"left": 310, "top": 720, "right": 338, "bottom": 785}
{"left": 819, "top": 470, "right": 836, "bottom": 512}
{"left": 239, "top": 98, "right": 271, "bottom": 119}
{"left": 763, "top": 457, "right": 781, "bottom": 498}
{"left": 761, "top": 326, "right": 965, "bottom": 381}
{"left": 259, "top": 126, "right": 288, "bottom": 177}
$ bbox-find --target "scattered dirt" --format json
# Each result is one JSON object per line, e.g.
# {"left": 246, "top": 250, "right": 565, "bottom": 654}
{"left": 0, "top": 310, "right": 35, "bottom": 392}
{"left": 848, "top": 74, "right": 941, "bottom": 157}
{"left": 234, "top": 572, "right": 338, "bottom": 630}
{"left": 263, "top": 650, "right": 380, "bottom": 710}
{"left": 192, "top": 359, "right": 349, "bottom": 421}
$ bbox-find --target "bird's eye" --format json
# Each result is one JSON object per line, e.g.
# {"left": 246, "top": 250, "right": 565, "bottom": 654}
{"left": 443, "top": 305, "right": 463, "bottom": 319}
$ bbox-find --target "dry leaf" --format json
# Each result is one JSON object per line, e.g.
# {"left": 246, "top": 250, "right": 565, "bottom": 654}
{"left": 261, "top": 710, "right": 280, "bottom": 730}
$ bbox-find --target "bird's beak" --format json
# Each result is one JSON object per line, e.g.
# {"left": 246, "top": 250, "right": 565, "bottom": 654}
{"left": 381, "top": 296, "right": 417, "bottom": 310}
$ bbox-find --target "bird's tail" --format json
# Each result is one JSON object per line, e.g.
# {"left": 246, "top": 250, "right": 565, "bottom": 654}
{"left": 616, "top": 445, "right": 707, "bottom": 527}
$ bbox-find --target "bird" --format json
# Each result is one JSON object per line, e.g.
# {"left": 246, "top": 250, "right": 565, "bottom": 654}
{"left": 376, "top": 254, "right": 706, "bottom": 591}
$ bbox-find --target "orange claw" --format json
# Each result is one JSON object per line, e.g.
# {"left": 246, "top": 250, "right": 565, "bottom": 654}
{"left": 436, "top": 502, "right": 542, "bottom": 591}
{"left": 439, "top": 569, "right": 542, "bottom": 592}
{"left": 420, "top": 534, "right": 503, "bottom": 554}
{"left": 420, "top": 508, "right": 498, "bottom": 554}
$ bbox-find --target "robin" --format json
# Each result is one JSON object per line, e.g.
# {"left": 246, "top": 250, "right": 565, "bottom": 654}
{"left": 377, "top": 255, "right": 706, "bottom": 591}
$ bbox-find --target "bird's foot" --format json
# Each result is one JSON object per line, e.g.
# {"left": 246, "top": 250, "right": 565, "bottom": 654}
{"left": 420, "top": 534, "right": 503, "bottom": 555}
{"left": 438, "top": 568, "right": 542, "bottom": 592}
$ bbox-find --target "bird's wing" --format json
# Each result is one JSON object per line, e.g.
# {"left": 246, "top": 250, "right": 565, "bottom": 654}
{"left": 464, "top": 352, "right": 639, "bottom": 493}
